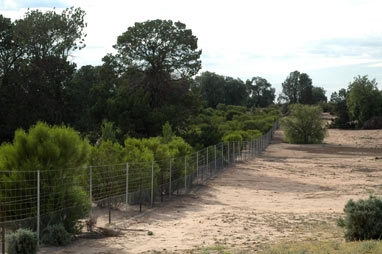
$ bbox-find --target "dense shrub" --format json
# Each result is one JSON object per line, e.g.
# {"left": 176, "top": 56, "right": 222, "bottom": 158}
{"left": 222, "top": 132, "right": 243, "bottom": 143}
{"left": 338, "top": 196, "right": 382, "bottom": 241}
{"left": 41, "top": 224, "right": 71, "bottom": 246}
{"left": 225, "top": 110, "right": 243, "bottom": 121}
{"left": 89, "top": 140, "right": 125, "bottom": 207}
{"left": 0, "top": 122, "right": 91, "bottom": 233}
{"left": 281, "top": 104, "right": 326, "bottom": 144}
{"left": 6, "top": 229, "right": 37, "bottom": 254}
{"left": 362, "top": 116, "right": 382, "bottom": 130}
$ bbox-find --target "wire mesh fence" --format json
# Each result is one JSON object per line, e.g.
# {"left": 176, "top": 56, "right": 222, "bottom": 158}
{"left": 0, "top": 121, "right": 278, "bottom": 252}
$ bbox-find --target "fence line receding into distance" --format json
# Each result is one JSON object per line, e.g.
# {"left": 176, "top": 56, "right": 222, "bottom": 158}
{"left": 0, "top": 121, "right": 278, "bottom": 251}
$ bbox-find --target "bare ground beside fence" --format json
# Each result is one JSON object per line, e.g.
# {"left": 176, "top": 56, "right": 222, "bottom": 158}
{"left": 39, "top": 129, "right": 382, "bottom": 254}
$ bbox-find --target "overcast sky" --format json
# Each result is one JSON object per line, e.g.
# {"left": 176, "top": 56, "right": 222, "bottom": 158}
{"left": 2, "top": 0, "right": 382, "bottom": 96}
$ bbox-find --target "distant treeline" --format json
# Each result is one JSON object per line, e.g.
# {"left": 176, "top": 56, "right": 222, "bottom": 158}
{"left": 0, "top": 8, "right": 282, "bottom": 145}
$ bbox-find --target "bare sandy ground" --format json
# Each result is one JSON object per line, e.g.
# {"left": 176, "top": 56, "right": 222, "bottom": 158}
{"left": 39, "top": 129, "right": 382, "bottom": 254}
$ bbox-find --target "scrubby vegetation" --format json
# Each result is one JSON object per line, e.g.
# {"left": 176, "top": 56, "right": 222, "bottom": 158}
{"left": 281, "top": 104, "right": 326, "bottom": 144}
{"left": 41, "top": 224, "right": 72, "bottom": 246}
{"left": 337, "top": 196, "right": 382, "bottom": 241}
{"left": 183, "top": 105, "right": 280, "bottom": 150}
{"left": 0, "top": 122, "right": 91, "bottom": 235}
{"left": 6, "top": 229, "right": 37, "bottom": 254}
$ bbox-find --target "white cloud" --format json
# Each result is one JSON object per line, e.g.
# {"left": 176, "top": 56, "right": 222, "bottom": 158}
{"left": 369, "top": 63, "right": 382, "bottom": 67}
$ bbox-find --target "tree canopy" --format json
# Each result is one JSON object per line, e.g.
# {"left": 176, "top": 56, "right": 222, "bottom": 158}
{"left": 346, "top": 75, "right": 382, "bottom": 127}
{"left": 246, "top": 76, "right": 275, "bottom": 108}
{"left": 114, "top": 19, "right": 201, "bottom": 80}
{"left": 279, "top": 71, "right": 326, "bottom": 105}
{"left": 0, "top": 8, "right": 87, "bottom": 142}
{"left": 89, "top": 19, "right": 203, "bottom": 138}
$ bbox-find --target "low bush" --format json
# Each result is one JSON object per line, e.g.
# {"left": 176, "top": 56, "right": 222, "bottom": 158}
{"left": 338, "top": 195, "right": 382, "bottom": 241}
{"left": 41, "top": 224, "right": 72, "bottom": 246}
{"left": 281, "top": 104, "right": 326, "bottom": 144}
{"left": 6, "top": 229, "right": 37, "bottom": 254}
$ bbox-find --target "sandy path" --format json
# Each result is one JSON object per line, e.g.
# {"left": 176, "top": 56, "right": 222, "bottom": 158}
{"left": 39, "top": 129, "right": 382, "bottom": 253}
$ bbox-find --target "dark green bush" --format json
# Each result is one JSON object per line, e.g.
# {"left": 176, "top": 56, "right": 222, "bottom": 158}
{"left": 225, "top": 110, "right": 243, "bottom": 121}
{"left": 281, "top": 104, "right": 326, "bottom": 144}
{"left": 6, "top": 229, "right": 37, "bottom": 254}
{"left": 362, "top": 116, "right": 382, "bottom": 130}
{"left": 41, "top": 224, "right": 72, "bottom": 246}
{"left": 339, "top": 195, "right": 382, "bottom": 241}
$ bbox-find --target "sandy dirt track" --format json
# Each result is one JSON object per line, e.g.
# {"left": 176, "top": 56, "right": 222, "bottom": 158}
{"left": 40, "top": 129, "right": 382, "bottom": 253}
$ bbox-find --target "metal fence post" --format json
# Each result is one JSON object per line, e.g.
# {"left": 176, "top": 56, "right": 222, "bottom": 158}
{"left": 125, "top": 163, "right": 129, "bottom": 214}
{"left": 89, "top": 166, "right": 92, "bottom": 217}
{"left": 233, "top": 141, "right": 235, "bottom": 163}
{"left": 214, "top": 145, "right": 217, "bottom": 172}
{"left": 206, "top": 147, "right": 209, "bottom": 177}
{"left": 169, "top": 157, "right": 172, "bottom": 199}
{"left": 227, "top": 141, "right": 230, "bottom": 165}
{"left": 2, "top": 203, "right": 5, "bottom": 254}
{"left": 239, "top": 141, "right": 241, "bottom": 161}
{"left": 196, "top": 152, "right": 199, "bottom": 179}
{"left": 151, "top": 161, "right": 154, "bottom": 207}
{"left": 37, "top": 170, "right": 40, "bottom": 249}
{"left": 221, "top": 143, "right": 224, "bottom": 168}
{"left": 184, "top": 156, "right": 187, "bottom": 193}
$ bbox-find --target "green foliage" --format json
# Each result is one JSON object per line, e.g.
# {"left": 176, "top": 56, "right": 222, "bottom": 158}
{"left": 329, "top": 88, "right": 352, "bottom": 129}
{"left": 339, "top": 195, "right": 382, "bottom": 241}
{"left": 90, "top": 140, "right": 124, "bottom": 166}
{"left": 41, "top": 224, "right": 72, "bottom": 246}
{"left": 225, "top": 110, "right": 243, "bottom": 121}
{"left": 311, "top": 87, "right": 327, "bottom": 104}
{"left": 123, "top": 137, "right": 156, "bottom": 193}
{"left": 195, "top": 72, "right": 250, "bottom": 108}
{"left": 6, "top": 229, "right": 37, "bottom": 254}
{"left": 114, "top": 19, "right": 201, "bottom": 79}
{"left": 362, "top": 116, "right": 382, "bottom": 130}
{"left": 183, "top": 104, "right": 280, "bottom": 147}
{"left": 246, "top": 76, "right": 275, "bottom": 108}
{"left": 101, "top": 120, "right": 120, "bottom": 143}
{"left": 244, "top": 130, "right": 262, "bottom": 140}
{"left": 122, "top": 133, "right": 192, "bottom": 198}
{"left": 281, "top": 104, "right": 326, "bottom": 144}
{"left": 279, "top": 71, "right": 326, "bottom": 105}
{"left": 89, "top": 20, "right": 204, "bottom": 138}
{"left": 0, "top": 8, "right": 87, "bottom": 142}
{"left": 162, "top": 122, "right": 173, "bottom": 144}
{"left": 347, "top": 75, "right": 382, "bottom": 127}
{"left": 0, "top": 122, "right": 91, "bottom": 233}
{"left": 222, "top": 132, "right": 243, "bottom": 143}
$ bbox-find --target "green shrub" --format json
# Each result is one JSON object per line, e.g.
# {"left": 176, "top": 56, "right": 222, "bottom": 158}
{"left": 339, "top": 195, "right": 382, "bottom": 241}
{"left": 6, "top": 229, "right": 37, "bottom": 254}
{"left": 245, "top": 130, "right": 262, "bottom": 140}
{"left": 0, "top": 122, "right": 91, "bottom": 233}
{"left": 89, "top": 140, "right": 125, "bottom": 207}
{"left": 281, "top": 104, "right": 326, "bottom": 144}
{"left": 225, "top": 110, "right": 242, "bottom": 121}
{"left": 42, "top": 186, "right": 91, "bottom": 234}
{"left": 41, "top": 224, "right": 71, "bottom": 246}
{"left": 222, "top": 132, "right": 243, "bottom": 143}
